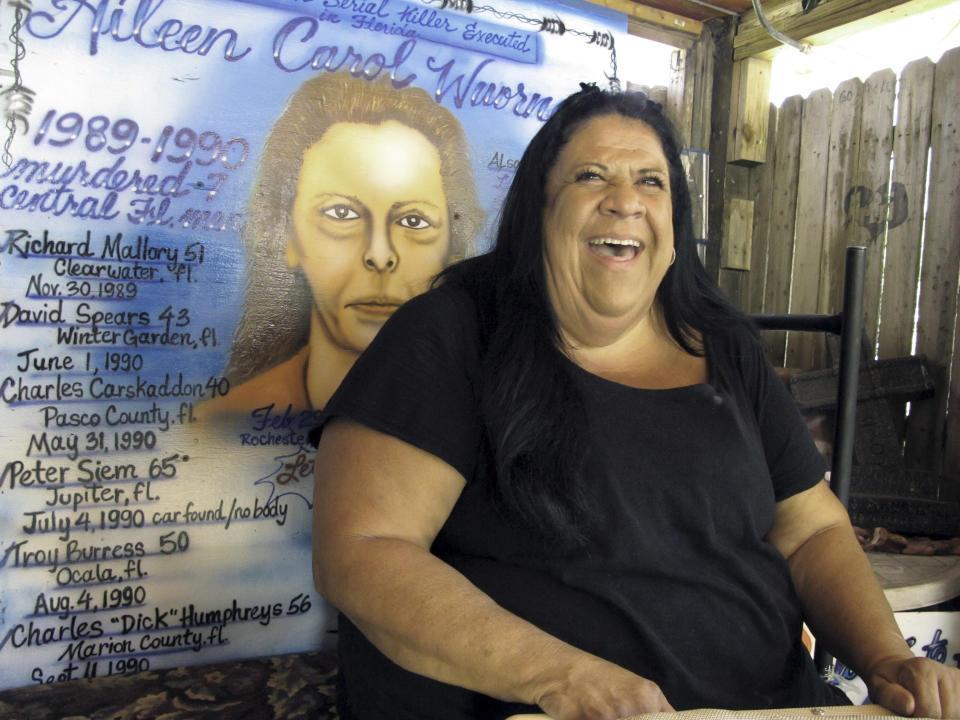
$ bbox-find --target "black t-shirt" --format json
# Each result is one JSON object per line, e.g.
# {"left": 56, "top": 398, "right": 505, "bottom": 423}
{"left": 320, "top": 279, "right": 845, "bottom": 720}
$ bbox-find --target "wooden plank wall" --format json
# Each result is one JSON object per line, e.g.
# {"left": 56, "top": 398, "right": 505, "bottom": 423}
{"left": 743, "top": 46, "right": 960, "bottom": 484}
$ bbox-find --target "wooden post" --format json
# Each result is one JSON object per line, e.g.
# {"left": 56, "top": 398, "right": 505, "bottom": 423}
{"left": 706, "top": 17, "right": 735, "bottom": 285}
{"left": 727, "top": 57, "right": 772, "bottom": 166}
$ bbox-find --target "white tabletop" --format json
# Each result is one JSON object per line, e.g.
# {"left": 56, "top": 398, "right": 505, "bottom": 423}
{"left": 868, "top": 552, "right": 960, "bottom": 611}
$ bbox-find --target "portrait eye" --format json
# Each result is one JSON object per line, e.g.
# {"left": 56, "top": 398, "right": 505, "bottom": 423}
{"left": 321, "top": 204, "right": 360, "bottom": 220}
{"left": 397, "top": 214, "right": 432, "bottom": 230}
{"left": 639, "top": 174, "right": 667, "bottom": 189}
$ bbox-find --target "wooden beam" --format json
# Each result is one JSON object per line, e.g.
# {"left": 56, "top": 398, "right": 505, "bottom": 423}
{"left": 802, "top": 0, "right": 960, "bottom": 48}
{"left": 627, "top": 16, "right": 698, "bottom": 48}
{"left": 583, "top": 0, "right": 704, "bottom": 47}
{"left": 734, "top": 0, "right": 958, "bottom": 60}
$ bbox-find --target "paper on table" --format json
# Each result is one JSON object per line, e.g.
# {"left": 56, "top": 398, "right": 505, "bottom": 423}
{"left": 622, "top": 706, "right": 898, "bottom": 719}
{"left": 505, "top": 706, "right": 899, "bottom": 720}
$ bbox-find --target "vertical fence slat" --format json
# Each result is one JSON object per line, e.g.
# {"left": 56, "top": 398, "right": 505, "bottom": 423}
{"left": 907, "top": 46, "right": 960, "bottom": 478}
{"left": 853, "top": 69, "right": 898, "bottom": 348}
{"left": 879, "top": 58, "right": 935, "bottom": 360}
{"left": 948, "top": 301, "right": 960, "bottom": 483}
{"left": 746, "top": 103, "right": 778, "bottom": 314}
{"left": 821, "top": 77, "right": 864, "bottom": 321}
{"left": 762, "top": 95, "right": 803, "bottom": 365}
{"left": 787, "top": 88, "right": 832, "bottom": 370}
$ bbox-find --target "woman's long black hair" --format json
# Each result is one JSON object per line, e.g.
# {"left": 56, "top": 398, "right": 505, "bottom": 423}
{"left": 441, "top": 84, "right": 755, "bottom": 545}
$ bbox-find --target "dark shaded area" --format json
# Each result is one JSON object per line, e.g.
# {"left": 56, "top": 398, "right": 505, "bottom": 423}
{"left": 0, "top": 651, "right": 338, "bottom": 720}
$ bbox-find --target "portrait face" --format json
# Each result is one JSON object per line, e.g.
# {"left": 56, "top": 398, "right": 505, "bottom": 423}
{"left": 287, "top": 121, "right": 451, "bottom": 354}
{"left": 542, "top": 113, "right": 674, "bottom": 343}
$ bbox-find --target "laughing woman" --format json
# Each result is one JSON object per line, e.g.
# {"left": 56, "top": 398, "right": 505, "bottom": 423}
{"left": 312, "top": 84, "right": 960, "bottom": 720}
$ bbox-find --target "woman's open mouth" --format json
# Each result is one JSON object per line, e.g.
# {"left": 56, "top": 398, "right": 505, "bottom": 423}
{"left": 587, "top": 237, "right": 644, "bottom": 260}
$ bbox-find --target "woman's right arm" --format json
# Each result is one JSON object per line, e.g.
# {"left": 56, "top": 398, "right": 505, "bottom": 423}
{"left": 312, "top": 418, "right": 672, "bottom": 720}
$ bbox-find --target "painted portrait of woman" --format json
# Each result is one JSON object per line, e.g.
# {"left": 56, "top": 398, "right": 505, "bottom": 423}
{"left": 198, "top": 72, "right": 485, "bottom": 417}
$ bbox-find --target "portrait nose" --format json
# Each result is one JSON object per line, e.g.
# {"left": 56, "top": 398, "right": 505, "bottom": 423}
{"left": 363, "top": 225, "right": 398, "bottom": 273}
{"left": 600, "top": 183, "right": 645, "bottom": 217}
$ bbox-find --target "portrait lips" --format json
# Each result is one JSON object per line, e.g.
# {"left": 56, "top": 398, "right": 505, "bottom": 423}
{"left": 345, "top": 296, "right": 406, "bottom": 319}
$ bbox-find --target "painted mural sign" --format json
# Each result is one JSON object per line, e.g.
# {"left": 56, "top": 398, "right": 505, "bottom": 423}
{"left": 829, "top": 612, "right": 960, "bottom": 705}
{"left": 0, "top": 0, "right": 626, "bottom": 689}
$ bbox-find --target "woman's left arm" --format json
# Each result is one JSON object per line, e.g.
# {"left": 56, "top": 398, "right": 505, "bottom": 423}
{"left": 770, "top": 480, "right": 960, "bottom": 718}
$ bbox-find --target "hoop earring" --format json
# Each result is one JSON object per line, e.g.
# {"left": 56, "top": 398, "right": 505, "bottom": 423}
{"left": 669, "top": 248, "right": 676, "bottom": 266}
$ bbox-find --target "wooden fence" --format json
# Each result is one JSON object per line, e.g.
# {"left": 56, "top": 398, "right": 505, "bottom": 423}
{"left": 741, "top": 46, "right": 960, "bottom": 486}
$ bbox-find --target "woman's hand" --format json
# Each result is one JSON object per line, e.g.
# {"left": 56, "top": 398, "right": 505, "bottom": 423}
{"left": 532, "top": 655, "right": 673, "bottom": 720}
{"left": 867, "top": 655, "right": 960, "bottom": 718}
{"left": 771, "top": 483, "right": 960, "bottom": 718}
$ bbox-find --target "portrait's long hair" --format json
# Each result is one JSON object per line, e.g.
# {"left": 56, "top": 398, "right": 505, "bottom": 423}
{"left": 226, "top": 72, "right": 485, "bottom": 386}
{"left": 442, "top": 85, "right": 755, "bottom": 545}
